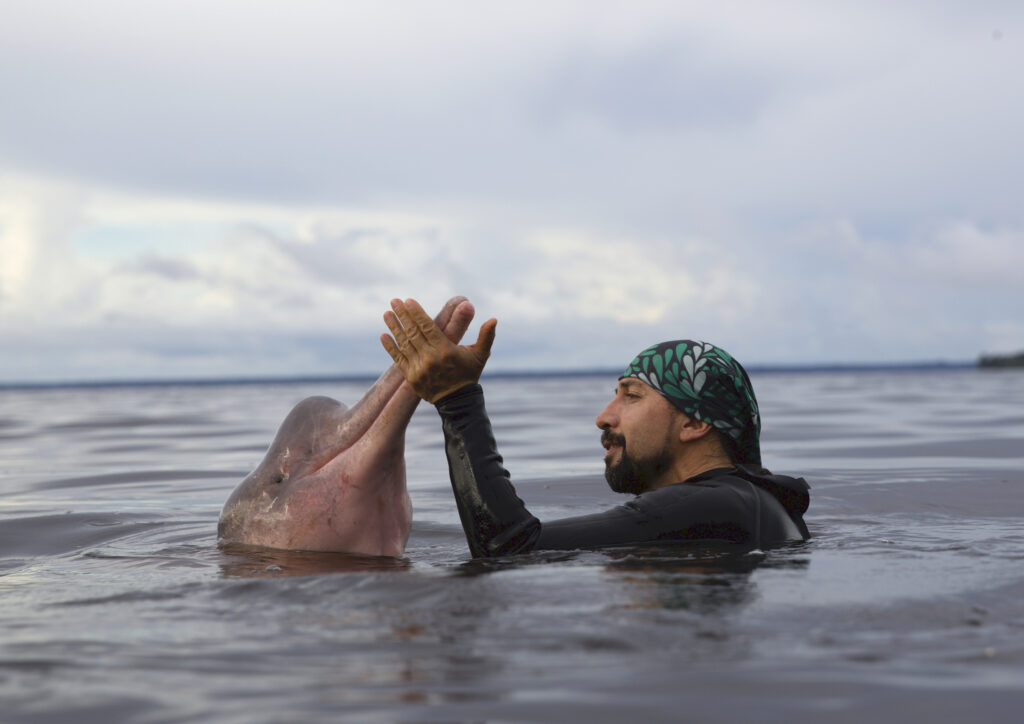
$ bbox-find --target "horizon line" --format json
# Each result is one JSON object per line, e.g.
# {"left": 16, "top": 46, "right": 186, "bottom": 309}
{"left": 0, "top": 359, "right": 988, "bottom": 391}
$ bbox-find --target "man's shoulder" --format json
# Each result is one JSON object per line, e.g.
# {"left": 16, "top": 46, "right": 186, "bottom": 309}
{"left": 618, "top": 475, "right": 755, "bottom": 534}
{"left": 633, "top": 474, "right": 750, "bottom": 508}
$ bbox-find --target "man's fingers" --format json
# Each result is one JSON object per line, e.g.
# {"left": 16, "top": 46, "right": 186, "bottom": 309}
{"left": 382, "top": 308, "right": 411, "bottom": 351}
{"left": 472, "top": 318, "right": 498, "bottom": 361}
{"left": 390, "top": 299, "right": 431, "bottom": 352}
{"left": 380, "top": 309, "right": 410, "bottom": 366}
{"left": 388, "top": 300, "right": 425, "bottom": 353}
{"left": 404, "top": 298, "right": 450, "bottom": 346}
{"left": 382, "top": 297, "right": 494, "bottom": 400}
{"left": 380, "top": 333, "right": 404, "bottom": 364}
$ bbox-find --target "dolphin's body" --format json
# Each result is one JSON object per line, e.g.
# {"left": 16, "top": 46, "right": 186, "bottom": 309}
{"left": 218, "top": 297, "right": 473, "bottom": 556}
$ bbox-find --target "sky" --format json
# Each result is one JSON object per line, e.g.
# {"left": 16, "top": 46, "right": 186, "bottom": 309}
{"left": 1, "top": 1, "right": 1023, "bottom": 382}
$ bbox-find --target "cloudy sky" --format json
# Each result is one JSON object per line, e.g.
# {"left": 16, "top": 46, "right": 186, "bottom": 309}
{"left": 1, "top": 1, "right": 1022, "bottom": 382}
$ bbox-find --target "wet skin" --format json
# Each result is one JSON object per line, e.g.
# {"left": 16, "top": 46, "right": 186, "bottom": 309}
{"left": 217, "top": 297, "right": 476, "bottom": 556}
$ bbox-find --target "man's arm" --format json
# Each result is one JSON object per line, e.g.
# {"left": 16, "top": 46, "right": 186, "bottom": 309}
{"left": 381, "top": 297, "right": 525, "bottom": 556}
{"left": 435, "top": 385, "right": 541, "bottom": 557}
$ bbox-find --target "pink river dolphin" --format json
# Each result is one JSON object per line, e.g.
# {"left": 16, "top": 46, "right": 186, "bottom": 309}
{"left": 218, "top": 296, "right": 474, "bottom": 556}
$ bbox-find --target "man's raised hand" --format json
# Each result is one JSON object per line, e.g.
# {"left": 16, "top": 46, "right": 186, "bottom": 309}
{"left": 381, "top": 298, "right": 497, "bottom": 403}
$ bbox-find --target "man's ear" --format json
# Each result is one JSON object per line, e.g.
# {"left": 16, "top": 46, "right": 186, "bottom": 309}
{"left": 678, "top": 416, "right": 715, "bottom": 443}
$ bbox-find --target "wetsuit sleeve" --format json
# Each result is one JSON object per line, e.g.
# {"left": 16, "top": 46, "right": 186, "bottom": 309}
{"left": 436, "top": 386, "right": 759, "bottom": 556}
{"left": 435, "top": 385, "right": 542, "bottom": 557}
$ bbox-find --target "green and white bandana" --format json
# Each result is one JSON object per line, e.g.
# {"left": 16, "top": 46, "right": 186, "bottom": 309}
{"left": 621, "top": 340, "right": 762, "bottom": 465}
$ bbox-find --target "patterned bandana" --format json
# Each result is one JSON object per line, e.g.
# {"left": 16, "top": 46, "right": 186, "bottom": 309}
{"left": 620, "top": 340, "right": 762, "bottom": 465}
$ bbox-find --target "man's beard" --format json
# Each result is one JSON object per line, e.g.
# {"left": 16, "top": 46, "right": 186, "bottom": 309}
{"left": 604, "top": 437, "right": 674, "bottom": 495}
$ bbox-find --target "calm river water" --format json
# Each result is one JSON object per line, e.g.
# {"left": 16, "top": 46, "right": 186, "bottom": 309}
{"left": 2, "top": 368, "right": 1023, "bottom": 722}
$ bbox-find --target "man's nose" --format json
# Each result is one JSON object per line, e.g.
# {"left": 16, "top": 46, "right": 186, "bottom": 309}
{"left": 595, "top": 401, "right": 617, "bottom": 430}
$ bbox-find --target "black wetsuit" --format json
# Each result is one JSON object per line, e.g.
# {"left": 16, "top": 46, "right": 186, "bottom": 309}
{"left": 437, "top": 384, "right": 811, "bottom": 558}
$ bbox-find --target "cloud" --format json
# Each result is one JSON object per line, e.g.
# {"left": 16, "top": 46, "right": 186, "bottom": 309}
{"left": 2, "top": 3, "right": 1024, "bottom": 380}
{"left": 2, "top": 0, "right": 1020, "bottom": 223}
{"left": 4, "top": 166, "right": 1024, "bottom": 382}
{"left": 0, "top": 177, "right": 92, "bottom": 324}
{"left": 908, "top": 223, "right": 1024, "bottom": 289}
{"left": 489, "top": 232, "right": 688, "bottom": 324}
{"left": 119, "top": 254, "right": 202, "bottom": 282}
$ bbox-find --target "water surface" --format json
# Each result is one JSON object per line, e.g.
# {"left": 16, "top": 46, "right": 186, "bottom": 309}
{"left": 2, "top": 369, "right": 1023, "bottom": 722}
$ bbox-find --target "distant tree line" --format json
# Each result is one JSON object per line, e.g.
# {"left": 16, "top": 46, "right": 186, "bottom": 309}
{"left": 979, "top": 351, "right": 1024, "bottom": 368}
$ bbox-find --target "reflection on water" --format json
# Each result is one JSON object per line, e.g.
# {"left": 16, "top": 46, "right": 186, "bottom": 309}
{"left": 604, "top": 546, "right": 770, "bottom": 613}
{"left": 453, "top": 543, "right": 805, "bottom": 615}
{"left": 218, "top": 544, "right": 413, "bottom": 578}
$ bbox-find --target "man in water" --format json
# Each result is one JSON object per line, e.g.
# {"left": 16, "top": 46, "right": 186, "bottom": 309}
{"left": 381, "top": 298, "right": 810, "bottom": 558}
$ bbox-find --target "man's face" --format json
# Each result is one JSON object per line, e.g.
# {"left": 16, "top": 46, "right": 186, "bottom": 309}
{"left": 595, "top": 378, "right": 682, "bottom": 494}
